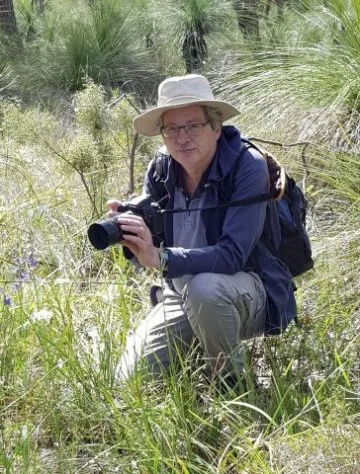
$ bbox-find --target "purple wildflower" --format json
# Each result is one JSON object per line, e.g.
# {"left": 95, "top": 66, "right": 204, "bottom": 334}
{"left": 3, "top": 250, "right": 39, "bottom": 305}
{"left": 12, "top": 282, "right": 21, "bottom": 292}
{"left": 19, "top": 271, "right": 30, "bottom": 281}
{"left": 27, "top": 252, "right": 39, "bottom": 268}
{"left": 4, "top": 296, "right": 11, "bottom": 306}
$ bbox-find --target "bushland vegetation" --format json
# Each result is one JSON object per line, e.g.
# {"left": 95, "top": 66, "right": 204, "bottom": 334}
{"left": 0, "top": 0, "right": 359, "bottom": 472}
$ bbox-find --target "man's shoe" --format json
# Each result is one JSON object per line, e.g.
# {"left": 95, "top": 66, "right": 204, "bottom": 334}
{"left": 149, "top": 285, "right": 163, "bottom": 307}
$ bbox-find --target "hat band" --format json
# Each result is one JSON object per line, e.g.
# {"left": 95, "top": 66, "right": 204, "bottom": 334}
{"left": 158, "top": 95, "right": 214, "bottom": 107}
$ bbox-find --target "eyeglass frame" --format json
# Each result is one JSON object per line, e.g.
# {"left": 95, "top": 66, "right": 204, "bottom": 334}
{"left": 160, "top": 121, "right": 210, "bottom": 139}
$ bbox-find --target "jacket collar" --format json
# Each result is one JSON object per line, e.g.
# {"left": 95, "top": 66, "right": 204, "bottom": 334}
{"left": 207, "top": 125, "right": 243, "bottom": 182}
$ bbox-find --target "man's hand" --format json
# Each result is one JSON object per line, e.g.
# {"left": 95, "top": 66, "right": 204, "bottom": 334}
{"left": 106, "top": 199, "right": 122, "bottom": 217}
{"left": 106, "top": 199, "right": 160, "bottom": 269}
{"left": 118, "top": 214, "right": 160, "bottom": 269}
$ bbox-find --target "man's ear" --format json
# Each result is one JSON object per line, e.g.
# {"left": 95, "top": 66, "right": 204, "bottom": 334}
{"left": 215, "top": 125, "right": 222, "bottom": 139}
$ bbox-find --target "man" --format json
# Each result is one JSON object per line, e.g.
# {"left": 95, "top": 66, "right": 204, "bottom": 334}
{"left": 109, "top": 74, "right": 296, "bottom": 381}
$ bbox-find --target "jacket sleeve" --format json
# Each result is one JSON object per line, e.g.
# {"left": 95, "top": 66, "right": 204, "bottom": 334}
{"left": 165, "top": 151, "right": 269, "bottom": 278}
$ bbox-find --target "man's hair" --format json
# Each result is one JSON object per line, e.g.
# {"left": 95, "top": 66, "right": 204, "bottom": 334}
{"left": 203, "top": 106, "right": 223, "bottom": 130}
{"left": 158, "top": 105, "right": 223, "bottom": 130}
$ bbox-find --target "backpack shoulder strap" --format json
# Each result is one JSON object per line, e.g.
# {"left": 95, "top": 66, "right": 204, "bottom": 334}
{"left": 219, "top": 138, "right": 287, "bottom": 204}
{"left": 149, "top": 146, "right": 170, "bottom": 203}
{"left": 242, "top": 138, "right": 287, "bottom": 201}
{"left": 153, "top": 145, "right": 170, "bottom": 181}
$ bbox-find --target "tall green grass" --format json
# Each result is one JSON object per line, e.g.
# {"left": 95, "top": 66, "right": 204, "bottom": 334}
{"left": 1, "top": 77, "right": 359, "bottom": 472}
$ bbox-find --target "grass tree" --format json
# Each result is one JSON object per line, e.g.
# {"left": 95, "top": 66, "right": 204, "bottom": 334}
{"left": 18, "top": 0, "right": 160, "bottom": 98}
{"left": 232, "top": 0, "right": 260, "bottom": 39}
{"left": 264, "top": 0, "right": 288, "bottom": 20}
{"left": 13, "top": 0, "right": 43, "bottom": 40}
{"left": 213, "top": 0, "right": 360, "bottom": 151}
{"left": 152, "top": 0, "right": 235, "bottom": 73}
{"left": 0, "top": 0, "right": 17, "bottom": 34}
{"left": 0, "top": 29, "right": 18, "bottom": 93}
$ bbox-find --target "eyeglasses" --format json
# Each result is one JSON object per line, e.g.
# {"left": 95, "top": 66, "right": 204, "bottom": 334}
{"left": 160, "top": 122, "right": 209, "bottom": 138}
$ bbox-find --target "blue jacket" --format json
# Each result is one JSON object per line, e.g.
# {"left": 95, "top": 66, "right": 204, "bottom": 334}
{"left": 142, "top": 125, "right": 297, "bottom": 335}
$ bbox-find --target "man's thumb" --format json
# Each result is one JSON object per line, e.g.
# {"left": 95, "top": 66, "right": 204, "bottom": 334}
{"left": 106, "top": 199, "right": 122, "bottom": 211}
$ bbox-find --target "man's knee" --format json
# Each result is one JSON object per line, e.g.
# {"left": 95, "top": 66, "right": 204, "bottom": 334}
{"left": 184, "top": 273, "right": 239, "bottom": 358}
{"left": 185, "top": 273, "right": 230, "bottom": 308}
{"left": 184, "top": 271, "right": 266, "bottom": 344}
{"left": 184, "top": 273, "right": 233, "bottom": 338}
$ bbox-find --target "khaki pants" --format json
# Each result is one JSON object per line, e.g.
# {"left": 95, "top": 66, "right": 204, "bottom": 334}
{"left": 116, "top": 271, "right": 267, "bottom": 380}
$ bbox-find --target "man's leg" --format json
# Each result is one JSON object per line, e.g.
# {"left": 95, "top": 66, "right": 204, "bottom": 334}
{"left": 116, "top": 286, "right": 196, "bottom": 380}
{"left": 184, "top": 271, "right": 267, "bottom": 376}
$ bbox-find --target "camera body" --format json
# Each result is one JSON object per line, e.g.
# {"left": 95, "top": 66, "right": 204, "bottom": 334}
{"left": 87, "top": 195, "right": 164, "bottom": 250}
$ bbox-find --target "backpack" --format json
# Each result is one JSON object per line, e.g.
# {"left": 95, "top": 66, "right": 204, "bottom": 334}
{"left": 243, "top": 139, "right": 314, "bottom": 276}
{"left": 152, "top": 138, "right": 314, "bottom": 278}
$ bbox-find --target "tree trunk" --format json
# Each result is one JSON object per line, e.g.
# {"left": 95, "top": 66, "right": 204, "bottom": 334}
{"left": 182, "top": 23, "right": 207, "bottom": 73}
{"left": 264, "top": 0, "right": 287, "bottom": 21}
{"left": 31, "top": 0, "right": 45, "bottom": 15}
{"left": 232, "top": 0, "right": 260, "bottom": 39}
{"left": 0, "top": 0, "right": 17, "bottom": 35}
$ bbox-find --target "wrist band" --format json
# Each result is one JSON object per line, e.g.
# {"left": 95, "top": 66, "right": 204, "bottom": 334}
{"left": 159, "top": 247, "right": 170, "bottom": 273}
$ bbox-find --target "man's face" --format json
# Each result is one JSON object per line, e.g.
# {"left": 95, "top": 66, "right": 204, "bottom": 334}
{"left": 161, "top": 105, "right": 221, "bottom": 171}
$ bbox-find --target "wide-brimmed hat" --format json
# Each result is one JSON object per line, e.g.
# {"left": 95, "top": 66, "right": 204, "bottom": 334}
{"left": 133, "top": 74, "right": 240, "bottom": 137}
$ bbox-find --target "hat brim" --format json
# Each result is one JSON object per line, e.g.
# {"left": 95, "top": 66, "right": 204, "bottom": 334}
{"left": 133, "top": 99, "right": 240, "bottom": 137}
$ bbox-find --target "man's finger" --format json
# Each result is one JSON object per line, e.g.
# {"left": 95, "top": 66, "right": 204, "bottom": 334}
{"left": 120, "top": 241, "right": 138, "bottom": 253}
{"left": 106, "top": 199, "right": 122, "bottom": 211}
{"left": 120, "top": 223, "right": 145, "bottom": 236}
{"left": 107, "top": 211, "right": 120, "bottom": 218}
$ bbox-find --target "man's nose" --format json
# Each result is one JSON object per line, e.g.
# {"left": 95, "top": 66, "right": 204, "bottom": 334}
{"left": 176, "top": 127, "right": 191, "bottom": 143}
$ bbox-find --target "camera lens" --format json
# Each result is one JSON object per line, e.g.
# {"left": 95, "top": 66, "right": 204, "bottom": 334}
{"left": 87, "top": 218, "right": 123, "bottom": 250}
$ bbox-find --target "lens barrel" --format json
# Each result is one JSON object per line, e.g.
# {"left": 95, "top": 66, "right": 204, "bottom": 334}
{"left": 87, "top": 218, "right": 122, "bottom": 250}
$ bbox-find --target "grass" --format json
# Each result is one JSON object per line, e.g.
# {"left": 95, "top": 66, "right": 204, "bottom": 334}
{"left": 1, "top": 0, "right": 359, "bottom": 470}
{"left": 0, "top": 79, "right": 359, "bottom": 473}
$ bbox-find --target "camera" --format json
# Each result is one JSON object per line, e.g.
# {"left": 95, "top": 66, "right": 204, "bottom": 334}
{"left": 87, "top": 195, "right": 164, "bottom": 250}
